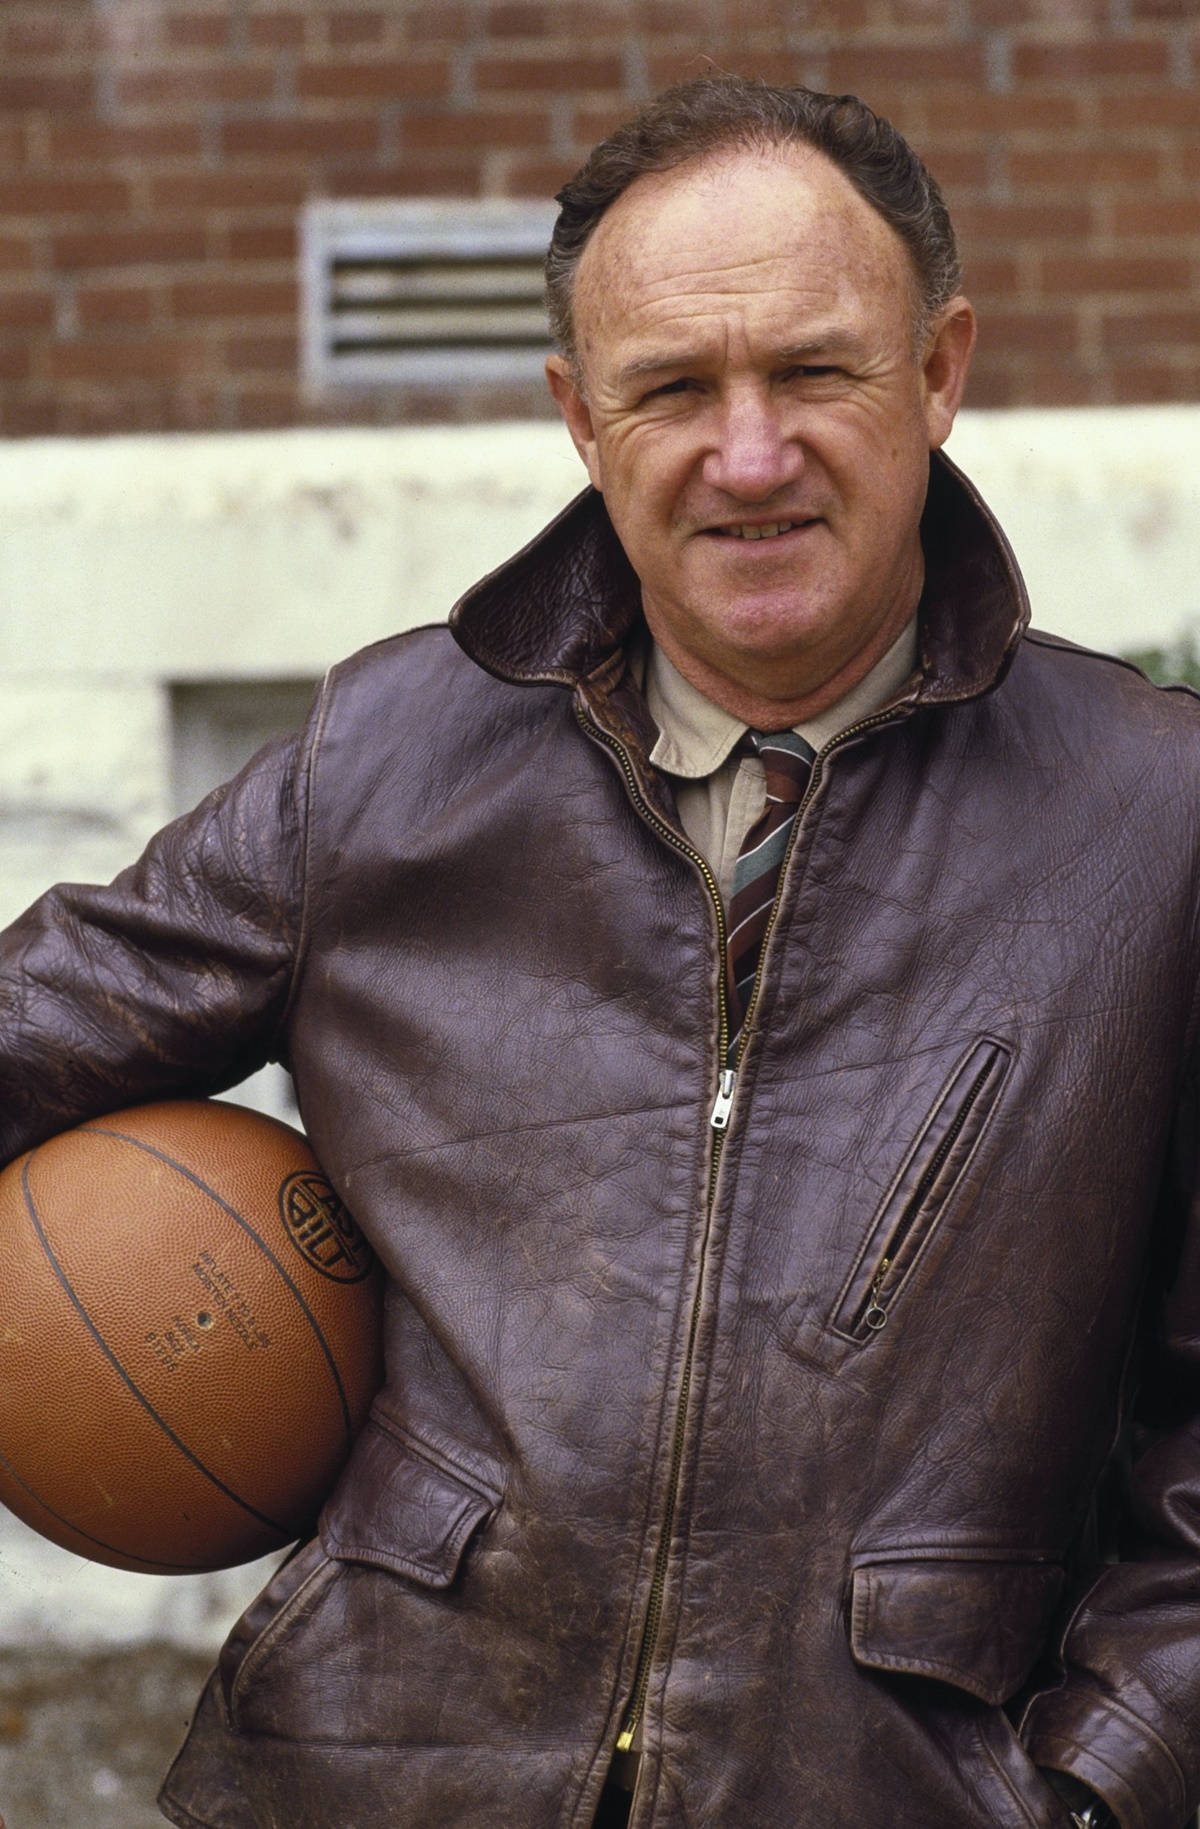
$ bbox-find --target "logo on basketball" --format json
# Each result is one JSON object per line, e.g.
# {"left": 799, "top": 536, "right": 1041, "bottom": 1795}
{"left": 279, "top": 1174, "right": 374, "bottom": 1283}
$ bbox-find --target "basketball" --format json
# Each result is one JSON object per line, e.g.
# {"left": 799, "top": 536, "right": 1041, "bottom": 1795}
{"left": 0, "top": 1099, "right": 384, "bottom": 1574}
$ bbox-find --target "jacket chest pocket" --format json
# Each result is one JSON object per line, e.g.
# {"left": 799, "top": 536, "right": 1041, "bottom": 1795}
{"left": 829, "top": 1036, "right": 1012, "bottom": 1346}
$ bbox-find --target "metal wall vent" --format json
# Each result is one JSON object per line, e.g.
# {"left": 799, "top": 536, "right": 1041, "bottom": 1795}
{"left": 301, "top": 198, "right": 560, "bottom": 390}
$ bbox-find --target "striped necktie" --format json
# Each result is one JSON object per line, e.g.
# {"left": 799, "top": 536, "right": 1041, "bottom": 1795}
{"left": 725, "top": 730, "right": 816, "bottom": 1063}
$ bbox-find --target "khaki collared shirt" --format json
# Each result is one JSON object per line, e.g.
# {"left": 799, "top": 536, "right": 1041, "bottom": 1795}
{"left": 643, "top": 619, "right": 919, "bottom": 905}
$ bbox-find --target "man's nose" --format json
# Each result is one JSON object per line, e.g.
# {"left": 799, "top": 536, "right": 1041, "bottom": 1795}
{"left": 700, "top": 388, "right": 803, "bottom": 500}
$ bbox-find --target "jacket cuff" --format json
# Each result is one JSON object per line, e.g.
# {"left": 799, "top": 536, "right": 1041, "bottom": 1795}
{"left": 1023, "top": 1685, "right": 1190, "bottom": 1829}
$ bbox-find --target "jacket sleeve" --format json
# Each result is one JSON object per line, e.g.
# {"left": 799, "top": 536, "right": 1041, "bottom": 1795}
{"left": 0, "top": 723, "right": 309, "bottom": 1167}
{"left": 1023, "top": 1057, "right": 1200, "bottom": 1829}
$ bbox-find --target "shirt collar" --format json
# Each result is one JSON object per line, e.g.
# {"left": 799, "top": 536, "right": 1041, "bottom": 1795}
{"left": 645, "top": 617, "right": 920, "bottom": 781}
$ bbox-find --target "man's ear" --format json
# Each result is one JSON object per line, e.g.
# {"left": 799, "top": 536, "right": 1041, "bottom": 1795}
{"left": 546, "top": 354, "right": 603, "bottom": 491}
{"left": 920, "top": 296, "right": 977, "bottom": 451}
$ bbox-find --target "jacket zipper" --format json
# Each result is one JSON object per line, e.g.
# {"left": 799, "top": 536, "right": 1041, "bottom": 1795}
{"left": 577, "top": 699, "right": 901, "bottom": 1767}
{"left": 846, "top": 1045, "right": 1006, "bottom": 1341}
{"left": 575, "top": 707, "right": 730, "bottom": 1759}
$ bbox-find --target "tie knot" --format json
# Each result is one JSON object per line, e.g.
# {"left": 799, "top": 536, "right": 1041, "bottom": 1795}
{"left": 748, "top": 730, "right": 815, "bottom": 805}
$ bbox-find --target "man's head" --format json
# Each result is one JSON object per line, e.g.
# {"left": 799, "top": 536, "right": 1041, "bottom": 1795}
{"left": 544, "top": 77, "right": 976, "bottom": 728}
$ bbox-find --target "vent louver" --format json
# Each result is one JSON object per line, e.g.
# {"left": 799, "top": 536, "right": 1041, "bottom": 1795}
{"left": 301, "top": 198, "right": 559, "bottom": 389}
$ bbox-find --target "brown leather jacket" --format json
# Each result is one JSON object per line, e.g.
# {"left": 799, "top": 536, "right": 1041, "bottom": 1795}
{"left": 2, "top": 455, "right": 1200, "bottom": 1829}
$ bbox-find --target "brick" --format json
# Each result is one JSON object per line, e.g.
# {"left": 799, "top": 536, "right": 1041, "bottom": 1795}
{"left": 485, "top": 155, "right": 578, "bottom": 197}
{"left": 1009, "top": 146, "right": 1163, "bottom": 190}
{"left": 958, "top": 254, "right": 1023, "bottom": 296}
{"left": 647, "top": 49, "right": 809, "bottom": 92}
{"left": 171, "top": 277, "right": 297, "bottom": 320}
{"left": 954, "top": 200, "right": 1094, "bottom": 245}
{"left": 248, "top": 11, "right": 308, "bottom": 48}
{"left": 827, "top": 42, "right": 987, "bottom": 87}
{"left": 631, "top": 0, "right": 721, "bottom": 27}
{"left": 0, "top": 72, "right": 91, "bottom": 111}
{"left": 921, "top": 87, "right": 1087, "bottom": 134}
{"left": 46, "top": 336, "right": 206, "bottom": 383}
{"left": 1039, "top": 252, "right": 1191, "bottom": 294}
{"left": 76, "top": 284, "right": 157, "bottom": 329}
{"left": 230, "top": 385, "right": 303, "bottom": 429}
{"left": 1109, "top": 198, "right": 1200, "bottom": 238}
{"left": 0, "top": 235, "right": 35, "bottom": 272}
{"left": 475, "top": 53, "right": 626, "bottom": 92}
{"left": 1110, "top": 361, "right": 1200, "bottom": 404}
{"left": 399, "top": 3, "right": 475, "bottom": 40}
{"left": 917, "top": 145, "right": 991, "bottom": 191}
{"left": 0, "top": 289, "right": 55, "bottom": 331}
{"left": 0, "top": 175, "right": 131, "bottom": 217}
{"left": 222, "top": 331, "right": 299, "bottom": 372}
{"left": 1013, "top": 37, "right": 1173, "bottom": 82}
{"left": 3, "top": 16, "right": 69, "bottom": 56}
{"left": 974, "top": 308, "right": 1080, "bottom": 355}
{"left": 150, "top": 172, "right": 310, "bottom": 210}
{"left": 48, "top": 121, "right": 206, "bottom": 163}
{"left": 226, "top": 222, "right": 299, "bottom": 260}
{"left": 484, "top": 3, "right": 558, "bottom": 33}
{"left": 297, "top": 57, "right": 451, "bottom": 102}
{"left": 1101, "top": 307, "right": 1200, "bottom": 349}
{"left": 0, "top": 119, "right": 26, "bottom": 166}
{"left": 403, "top": 107, "right": 553, "bottom": 153}
{"left": 0, "top": 344, "right": 34, "bottom": 383}
{"left": 116, "top": 65, "right": 275, "bottom": 109}
{"left": 0, "top": 394, "right": 58, "bottom": 435}
{"left": 1102, "top": 90, "right": 1200, "bottom": 131}
{"left": 221, "top": 116, "right": 381, "bottom": 158}
{"left": 328, "top": 162, "right": 481, "bottom": 199}
{"left": 970, "top": 0, "right": 1108, "bottom": 23}
{"left": 164, "top": 10, "right": 230, "bottom": 50}
{"left": 877, "top": 0, "right": 964, "bottom": 21}
{"left": 988, "top": 355, "right": 1098, "bottom": 407}
{"left": 327, "top": 9, "right": 388, "bottom": 46}
{"left": 53, "top": 225, "right": 209, "bottom": 270}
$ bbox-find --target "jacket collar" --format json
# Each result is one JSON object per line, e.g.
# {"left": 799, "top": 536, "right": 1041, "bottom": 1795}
{"left": 449, "top": 447, "right": 1030, "bottom": 709}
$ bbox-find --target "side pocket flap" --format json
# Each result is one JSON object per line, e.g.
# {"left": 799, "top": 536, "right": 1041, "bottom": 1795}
{"left": 850, "top": 1559, "right": 1064, "bottom": 1706}
{"left": 319, "top": 1417, "right": 500, "bottom": 1589}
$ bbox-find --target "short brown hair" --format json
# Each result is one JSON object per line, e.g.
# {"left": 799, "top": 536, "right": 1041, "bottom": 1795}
{"left": 546, "top": 74, "right": 962, "bottom": 366}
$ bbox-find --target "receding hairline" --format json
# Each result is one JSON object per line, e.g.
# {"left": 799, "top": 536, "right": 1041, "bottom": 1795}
{"left": 566, "top": 140, "right": 933, "bottom": 385}
{"left": 545, "top": 76, "right": 964, "bottom": 376}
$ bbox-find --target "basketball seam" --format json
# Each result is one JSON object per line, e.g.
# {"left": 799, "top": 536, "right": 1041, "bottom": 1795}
{"left": 18, "top": 1148, "right": 297, "bottom": 1542}
{"left": 82, "top": 1122, "right": 355, "bottom": 1442}
{"left": 0, "top": 1438, "right": 213, "bottom": 1573}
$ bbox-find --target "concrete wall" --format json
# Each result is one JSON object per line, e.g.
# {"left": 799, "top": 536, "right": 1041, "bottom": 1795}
{"left": 0, "top": 403, "right": 1197, "bottom": 1651}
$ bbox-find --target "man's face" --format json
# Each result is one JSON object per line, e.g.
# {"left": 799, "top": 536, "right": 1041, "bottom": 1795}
{"left": 547, "top": 145, "right": 975, "bottom": 721}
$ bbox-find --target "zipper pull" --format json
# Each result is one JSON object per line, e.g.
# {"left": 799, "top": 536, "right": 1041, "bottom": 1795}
{"left": 863, "top": 1258, "right": 891, "bottom": 1331}
{"left": 710, "top": 1069, "right": 736, "bottom": 1132}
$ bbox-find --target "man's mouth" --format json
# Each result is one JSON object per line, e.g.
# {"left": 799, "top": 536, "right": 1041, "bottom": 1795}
{"left": 709, "top": 519, "right": 811, "bottom": 541}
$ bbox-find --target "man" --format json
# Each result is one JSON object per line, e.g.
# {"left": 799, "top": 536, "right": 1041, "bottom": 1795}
{"left": 0, "top": 74, "right": 1198, "bottom": 1829}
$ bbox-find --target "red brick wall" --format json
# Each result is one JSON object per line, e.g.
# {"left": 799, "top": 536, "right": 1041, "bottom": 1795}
{"left": 0, "top": 0, "right": 1197, "bottom": 434}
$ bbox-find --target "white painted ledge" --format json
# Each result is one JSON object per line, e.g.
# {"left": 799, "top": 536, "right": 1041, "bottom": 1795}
{"left": 0, "top": 406, "right": 1193, "bottom": 683}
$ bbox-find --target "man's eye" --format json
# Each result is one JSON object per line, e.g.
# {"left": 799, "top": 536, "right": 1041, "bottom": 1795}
{"left": 646, "top": 377, "right": 695, "bottom": 399}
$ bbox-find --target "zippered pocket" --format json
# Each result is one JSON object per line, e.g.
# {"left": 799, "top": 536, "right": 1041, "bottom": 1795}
{"left": 830, "top": 1037, "right": 1013, "bottom": 1345}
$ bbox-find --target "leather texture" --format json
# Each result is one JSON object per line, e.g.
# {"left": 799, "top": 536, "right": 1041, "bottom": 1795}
{"left": 1, "top": 453, "right": 1200, "bottom": 1826}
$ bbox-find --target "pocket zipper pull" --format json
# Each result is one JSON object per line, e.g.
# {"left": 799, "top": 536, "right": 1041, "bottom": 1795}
{"left": 863, "top": 1258, "right": 891, "bottom": 1331}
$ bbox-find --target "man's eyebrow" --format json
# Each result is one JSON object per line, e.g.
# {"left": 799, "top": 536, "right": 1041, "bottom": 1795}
{"left": 612, "top": 351, "right": 697, "bottom": 388}
{"left": 611, "top": 330, "right": 869, "bottom": 389}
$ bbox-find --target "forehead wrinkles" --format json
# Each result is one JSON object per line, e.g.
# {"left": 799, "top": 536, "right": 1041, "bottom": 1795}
{"left": 573, "top": 152, "right": 915, "bottom": 363}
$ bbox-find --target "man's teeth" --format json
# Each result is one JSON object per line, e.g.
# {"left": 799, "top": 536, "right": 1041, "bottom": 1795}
{"left": 726, "top": 521, "right": 796, "bottom": 540}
